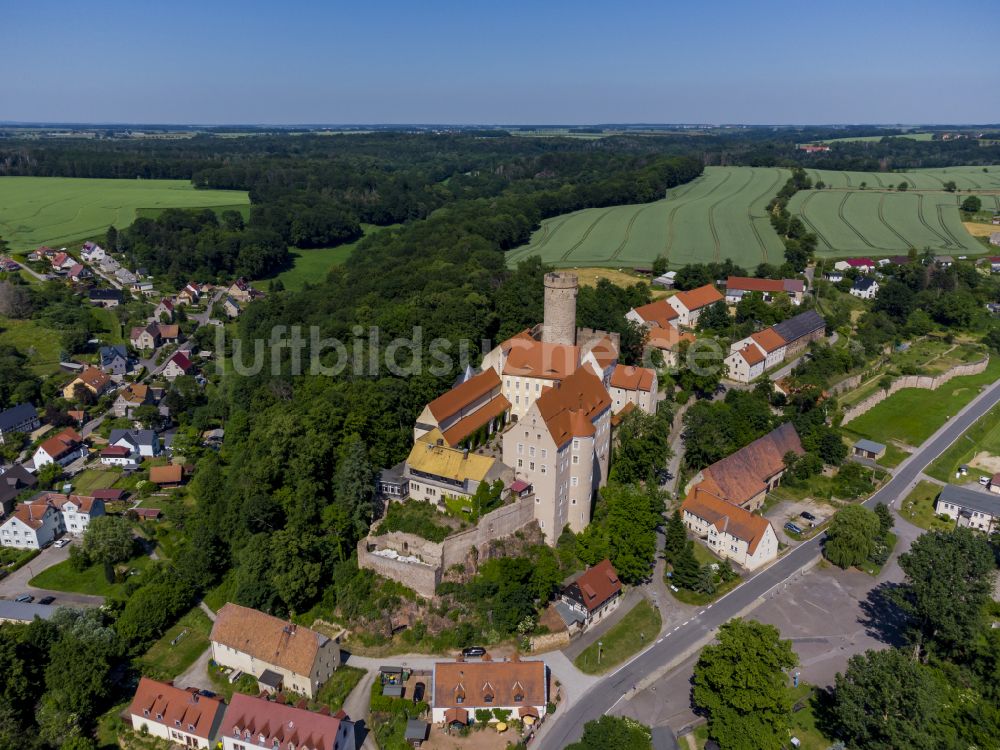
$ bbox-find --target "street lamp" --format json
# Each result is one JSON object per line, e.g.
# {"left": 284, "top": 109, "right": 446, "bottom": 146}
{"left": 598, "top": 641, "right": 603, "bottom": 664}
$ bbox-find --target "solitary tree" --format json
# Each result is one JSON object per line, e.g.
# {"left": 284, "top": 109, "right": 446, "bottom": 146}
{"left": 874, "top": 502, "right": 894, "bottom": 537}
{"left": 671, "top": 540, "right": 701, "bottom": 589}
{"left": 693, "top": 618, "right": 798, "bottom": 750}
{"left": 663, "top": 509, "right": 687, "bottom": 564}
{"left": 82, "top": 516, "right": 135, "bottom": 567}
{"left": 824, "top": 505, "right": 880, "bottom": 569}
{"left": 960, "top": 195, "right": 981, "bottom": 213}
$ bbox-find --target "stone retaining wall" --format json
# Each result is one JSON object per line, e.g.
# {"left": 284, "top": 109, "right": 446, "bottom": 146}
{"left": 841, "top": 356, "right": 989, "bottom": 425}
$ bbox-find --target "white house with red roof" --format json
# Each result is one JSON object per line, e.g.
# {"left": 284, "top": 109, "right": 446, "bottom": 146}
{"left": 682, "top": 486, "right": 778, "bottom": 570}
{"left": 38, "top": 492, "right": 106, "bottom": 534}
{"left": 68, "top": 263, "right": 92, "bottom": 282}
{"left": 32, "top": 428, "right": 87, "bottom": 469}
{"left": 607, "top": 364, "right": 657, "bottom": 415}
{"left": 50, "top": 251, "right": 76, "bottom": 271}
{"left": 724, "top": 343, "right": 767, "bottom": 383}
{"left": 128, "top": 678, "right": 226, "bottom": 749}
{"left": 162, "top": 351, "right": 193, "bottom": 380}
{"left": 666, "top": 284, "right": 724, "bottom": 327}
{"left": 559, "top": 558, "right": 623, "bottom": 628}
{"left": 0, "top": 498, "right": 66, "bottom": 548}
{"left": 220, "top": 693, "right": 357, "bottom": 750}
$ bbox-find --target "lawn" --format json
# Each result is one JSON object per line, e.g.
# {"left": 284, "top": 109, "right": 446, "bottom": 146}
{"left": 314, "top": 666, "right": 366, "bottom": 711}
{"left": 29, "top": 553, "right": 154, "bottom": 596}
{"left": 844, "top": 357, "right": 1000, "bottom": 447}
{"left": 573, "top": 599, "right": 661, "bottom": 674}
{"left": 0, "top": 316, "right": 65, "bottom": 376}
{"left": 899, "top": 481, "right": 954, "bottom": 532}
{"left": 91, "top": 306, "right": 125, "bottom": 344}
{"left": 137, "top": 606, "right": 213, "bottom": 681}
{"left": 669, "top": 574, "right": 742, "bottom": 606}
{"left": 925, "top": 401, "right": 1000, "bottom": 482}
{"left": 0, "top": 176, "right": 249, "bottom": 252}
{"left": 879, "top": 443, "right": 910, "bottom": 469}
{"left": 251, "top": 223, "right": 398, "bottom": 291}
{"left": 71, "top": 467, "right": 123, "bottom": 494}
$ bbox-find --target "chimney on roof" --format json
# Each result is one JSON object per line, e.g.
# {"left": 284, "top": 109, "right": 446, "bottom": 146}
{"left": 463, "top": 448, "right": 469, "bottom": 459}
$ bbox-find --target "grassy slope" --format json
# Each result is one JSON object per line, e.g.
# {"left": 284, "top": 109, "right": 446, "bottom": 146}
{"left": 0, "top": 176, "right": 248, "bottom": 252}
{"left": 899, "top": 481, "right": 954, "bottom": 532}
{"left": 30, "top": 554, "right": 154, "bottom": 596}
{"left": 925, "top": 401, "right": 1000, "bottom": 482}
{"left": 573, "top": 599, "right": 661, "bottom": 674}
{"left": 0, "top": 316, "right": 65, "bottom": 376}
{"left": 137, "top": 606, "right": 213, "bottom": 680}
{"left": 844, "top": 357, "right": 1000, "bottom": 447}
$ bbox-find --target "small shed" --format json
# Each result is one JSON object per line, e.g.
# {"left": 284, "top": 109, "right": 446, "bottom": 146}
{"left": 853, "top": 439, "right": 886, "bottom": 460}
{"left": 405, "top": 719, "right": 429, "bottom": 747}
{"left": 257, "top": 669, "right": 284, "bottom": 693}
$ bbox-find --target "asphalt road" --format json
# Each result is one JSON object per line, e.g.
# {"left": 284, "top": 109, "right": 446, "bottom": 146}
{"left": 538, "top": 377, "right": 1000, "bottom": 749}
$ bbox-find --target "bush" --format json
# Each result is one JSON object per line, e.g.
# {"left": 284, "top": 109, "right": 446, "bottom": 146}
{"left": 475, "top": 709, "right": 492, "bottom": 724}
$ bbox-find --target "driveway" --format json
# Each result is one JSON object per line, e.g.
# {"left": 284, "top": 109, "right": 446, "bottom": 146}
{"left": 0, "top": 540, "right": 104, "bottom": 607}
{"left": 763, "top": 498, "right": 832, "bottom": 546}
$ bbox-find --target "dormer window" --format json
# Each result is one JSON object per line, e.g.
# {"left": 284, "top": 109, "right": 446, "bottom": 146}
{"left": 143, "top": 709, "right": 150, "bottom": 717}
{"left": 174, "top": 720, "right": 181, "bottom": 727}
{"left": 155, "top": 713, "right": 163, "bottom": 721}
{"left": 188, "top": 724, "right": 196, "bottom": 732}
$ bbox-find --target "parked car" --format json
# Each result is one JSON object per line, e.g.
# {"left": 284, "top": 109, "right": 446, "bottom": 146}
{"left": 412, "top": 682, "right": 426, "bottom": 703}
{"left": 978, "top": 476, "right": 990, "bottom": 486}
{"left": 784, "top": 522, "right": 804, "bottom": 535}
{"left": 38, "top": 596, "right": 55, "bottom": 605}
{"left": 800, "top": 511, "right": 816, "bottom": 522}
{"left": 14, "top": 594, "right": 34, "bottom": 603}
{"left": 54, "top": 539, "right": 69, "bottom": 548}
{"left": 461, "top": 646, "right": 487, "bottom": 658}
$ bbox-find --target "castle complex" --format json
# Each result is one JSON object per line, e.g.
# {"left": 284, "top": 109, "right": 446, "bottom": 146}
{"left": 362, "top": 272, "right": 660, "bottom": 595}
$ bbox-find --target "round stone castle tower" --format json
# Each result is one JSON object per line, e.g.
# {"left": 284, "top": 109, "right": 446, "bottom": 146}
{"left": 542, "top": 271, "right": 578, "bottom": 346}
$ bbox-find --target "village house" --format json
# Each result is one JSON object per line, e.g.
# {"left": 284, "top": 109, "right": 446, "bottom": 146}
{"left": 67, "top": 263, "right": 92, "bottom": 282}
{"left": 935, "top": 484, "right": 999, "bottom": 534}
{"left": 35, "top": 491, "right": 106, "bottom": 535}
{"left": 825, "top": 270, "right": 844, "bottom": 283}
{"left": 109, "top": 428, "right": 160, "bottom": 458}
{"left": 625, "top": 298, "right": 680, "bottom": 330}
{"left": 556, "top": 558, "right": 623, "bottom": 630}
{"left": 645, "top": 322, "right": 695, "bottom": 368}
{"left": 666, "top": 284, "right": 724, "bottom": 328}
{"left": 32, "top": 428, "right": 87, "bottom": 469}
{"left": 0, "top": 403, "right": 41, "bottom": 444}
{"left": 132, "top": 280, "right": 156, "bottom": 296}
{"left": 850, "top": 277, "right": 879, "bottom": 300}
{"left": 771, "top": 310, "right": 826, "bottom": 358}
{"left": 177, "top": 282, "right": 203, "bottom": 305}
{"left": 88, "top": 288, "right": 123, "bottom": 307}
{"left": 50, "top": 251, "right": 76, "bottom": 271}
{"left": 210, "top": 603, "right": 342, "bottom": 699}
{"left": 404, "top": 428, "right": 511, "bottom": 505}
{"left": 162, "top": 351, "right": 194, "bottom": 380}
{"left": 724, "top": 276, "right": 805, "bottom": 305}
{"left": 127, "top": 677, "right": 225, "bottom": 750}
{"left": 153, "top": 298, "right": 175, "bottom": 322}
{"left": 80, "top": 241, "right": 106, "bottom": 262}
{"left": 220, "top": 693, "right": 357, "bottom": 750}
{"left": 833, "top": 258, "right": 875, "bottom": 273}
{"left": 729, "top": 328, "right": 787, "bottom": 371}
{"left": 989, "top": 257, "right": 1000, "bottom": 274}
{"left": 156, "top": 323, "right": 181, "bottom": 344}
{"left": 607, "top": 364, "right": 657, "bottom": 415}
{"left": 115, "top": 268, "right": 139, "bottom": 285}
{"left": 682, "top": 486, "right": 779, "bottom": 570}
{"left": 222, "top": 296, "right": 242, "bottom": 318}
{"left": 412, "top": 368, "right": 511, "bottom": 448}
{"left": 990, "top": 232, "right": 1000, "bottom": 248}
{"left": 29, "top": 246, "right": 56, "bottom": 262}
{"left": 0, "top": 498, "right": 65, "bottom": 548}
{"left": 502, "top": 366, "right": 612, "bottom": 540}
{"left": 113, "top": 383, "right": 153, "bottom": 418}
{"left": 98, "top": 345, "right": 132, "bottom": 377}
{"left": 100, "top": 445, "right": 137, "bottom": 467}
{"left": 0, "top": 464, "right": 38, "bottom": 516}
{"left": 62, "top": 366, "right": 112, "bottom": 400}
{"left": 685, "top": 423, "right": 804, "bottom": 511}
{"left": 130, "top": 323, "right": 161, "bottom": 350}
{"left": 579, "top": 334, "right": 620, "bottom": 386}
{"left": 431, "top": 657, "right": 548, "bottom": 726}
{"left": 227, "top": 277, "right": 257, "bottom": 303}
{"left": 724, "top": 343, "right": 766, "bottom": 383}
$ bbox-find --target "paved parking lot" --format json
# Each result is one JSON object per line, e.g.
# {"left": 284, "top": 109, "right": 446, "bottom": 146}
{"left": 763, "top": 498, "right": 832, "bottom": 545}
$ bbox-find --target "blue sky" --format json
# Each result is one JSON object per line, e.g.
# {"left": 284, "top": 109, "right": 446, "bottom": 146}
{"left": 3, "top": 0, "right": 997, "bottom": 125}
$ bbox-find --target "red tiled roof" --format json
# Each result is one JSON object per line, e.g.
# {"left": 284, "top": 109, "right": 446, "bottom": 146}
{"left": 736, "top": 344, "right": 765, "bottom": 366}
{"left": 101, "top": 445, "right": 133, "bottom": 457}
{"left": 36, "top": 492, "right": 101, "bottom": 513}
{"left": 211, "top": 603, "right": 328, "bottom": 676}
{"left": 167, "top": 352, "right": 192, "bottom": 371}
{"left": 434, "top": 659, "right": 546, "bottom": 710}
{"left": 11, "top": 501, "right": 57, "bottom": 529}
{"left": 585, "top": 336, "right": 619, "bottom": 370}
{"left": 149, "top": 464, "right": 183, "bottom": 484}
{"left": 38, "top": 428, "right": 83, "bottom": 461}
{"left": 845, "top": 258, "right": 874, "bottom": 267}
{"left": 534, "top": 367, "right": 612, "bottom": 447}
{"left": 92, "top": 489, "right": 125, "bottom": 501}
{"left": 726, "top": 276, "right": 805, "bottom": 295}
{"left": 672, "top": 284, "right": 723, "bottom": 312}
{"left": 698, "top": 423, "right": 803, "bottom": 507}
{"left": 128, "top": 678, "right": 225, "bottom": 740}
{"left": 441, "top": 394, "right": 511, "bottom": 447}
{"left": 750, "top": 328, "right": 787, "bottom": 353}
{"left": 609, "top": 364, "right": 655, "bottom": 392}
{"left": 682, "top": 486, "right": 774, "bottom": 554}
{"left": 427, "top": 369, "right": 501, "bottom": 422}
{"left": 76, "top": 366, "right": 111, "bottom": 392}
{"left": 222, "top": 694, "right": 346, "bottom": 750}
{"left": 630, "top": 299, "right": 678, "bottom": 328}
{"left": 645, "top": 323, "right": 695, "bottom": 351}
{"left": 503, "top": 340, "right": 579, "bottom": 380}
{"left": 565, "top": 558, "right": 622, "bottom": 613}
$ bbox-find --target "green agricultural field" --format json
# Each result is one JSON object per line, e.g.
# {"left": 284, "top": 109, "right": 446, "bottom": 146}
{"left": 0, "top": 316, "right": 64, "bottom": 376}
{"left": 815, "top": 132, "right": 935, "bottom": 144}
{"left": 506, "top": 166, "right": 788, "bottom": 269}
{"left": 506, "top": 166, "right": 999, "bottom": 269}
{"left": 0, "top": 177, "right": 249, "bottom": 252}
